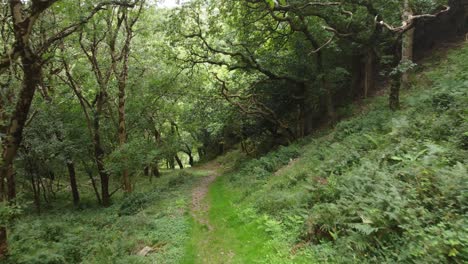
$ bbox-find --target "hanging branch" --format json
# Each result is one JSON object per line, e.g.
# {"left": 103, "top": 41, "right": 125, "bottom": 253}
{"left": 214, "top": 74, "right": 296, "bottom": 140}
{"left": 376, "top": 5, "right": 450, "bottom": 35}
{"left": 181, "top": 11, "right": 306, "bottom": 84}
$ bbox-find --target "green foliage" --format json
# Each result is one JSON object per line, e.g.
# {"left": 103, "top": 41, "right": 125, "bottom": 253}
{"left": 2, "top": 1, "right": 465, "bottom": 263}
{"left": 6, "top": 169, "right": 199, "bottom": 264}
{"left": 238, "top": 145, "right": 300, "bottom": 179}
{"left": 219, "top": 44, "right": 468, "bottom": 263}
{"left": 432, "top": 92, "right": 455, "bottom": 111}
{"left": 0, "top": 202, "right": 23, "bottom": 226}
{"left": 118, "top": 192, "right": 155, "bottom": 216}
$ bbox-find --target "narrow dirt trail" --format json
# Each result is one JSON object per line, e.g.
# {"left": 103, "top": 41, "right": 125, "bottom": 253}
{"left": 190, "top": 163, "right": 220, "bottom": 231}
{"left": 189, "top": 162, "right": 235, "bottom": 264}
{"left": 188, "top": 162, "right": 287, "bottom": 263}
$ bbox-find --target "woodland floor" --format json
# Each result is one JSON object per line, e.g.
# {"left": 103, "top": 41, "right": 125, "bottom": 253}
{"left": 190, "top": 162, "right": 221, "bottom": 232}
{"left": 185, "top": 162, "right": 307, "bottom": 264}
{"left": 182, "top": 41, "right": 468, "bottom": 264}
{"left": 188, "top": 163, "right": 236, "bottom": 264}
{"left": 6, "top": 42, "right": 466, "bottom": 264}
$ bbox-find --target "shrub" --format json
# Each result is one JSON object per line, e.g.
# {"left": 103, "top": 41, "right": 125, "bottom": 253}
{"left": 226, "top": 45, "right": 468, "bottom": 263}
{"left": 459, "top": 131, "right": 468, "bottom": 150}
{"left": 167, "top": 170, "right": 193, "bottom": 187}
{"left": 118, "top": 193, "right": 152, "bottom": 216}
{"left": 432, "top": 92, "right": 455, "bottom": 111}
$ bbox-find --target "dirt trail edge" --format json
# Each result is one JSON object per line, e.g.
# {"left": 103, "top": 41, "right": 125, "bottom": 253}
{"left": 191, "top": 163, "right": 221, "bottom": 231}
{"left": 189, "top": 163, "right": 236, "bottom": 263}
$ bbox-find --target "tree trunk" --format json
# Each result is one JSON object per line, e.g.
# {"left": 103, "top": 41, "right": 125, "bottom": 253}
{"left": 93, "top": 92, "right": 111, "bottom": 207}
{"left": 0, "top": 60, "right": 40, "bottom": 201}
{"left": 30, "top": 172, "right": 41, "bottom": 214}
{"left": 38, "top": 175, "right": 49, "bottom": 206}
{"left": 175, "top": 155, "right": 184, "bottom": 169}
{"left": 98, "top": 166, "right": 110, "bottom": 207}
{"left": 218, "top": 141, "right": 225, "bottom": 155}
{"left": 187, "top": 153, "right": 194, "bottom": 167}
{"left": 390, "top": 72, "right": 401, "bottom": 111}
{"left": 390, "top": 33, "right": 403, "bottom": 111}
{"left": 66, "top": 160, "right": 80, "bottom": 206}
{"left": 364, "top": 50, "right": 374, "bottom": 98}
{"left": 0, "top": 170, "right": 6, "bottom": 258}
{"left": 65, "top": 62, "right": 106, "bottom": 206}
{"left": 197, "top": 147, "right": 205, "bottom": 161}
{"left": 324, "top": 85, "right": 336, "bottom": 124}
{"left": 0, "top": 0, "right": 44, "bottom": 252}
{"left": 297, "top": 103, "right": 305, "bottom": 138}
{"left": 0, "top": 228, "right": 6, "bottom": 258}
{"left": 184, "top": 145, "right": 194, "bottom": 167}
{"left": 83, "top": 163, "right": 102, "bottom": 205}
{"left": 316, "top": 51, "right": 336, "bottom": 124}
{"left": 302, "top": 83, "right": 314, "bottom": 135}
{"left": 401, "top": 0, "right": 414, "bottom": 90}
{"left": 0, "top": 81, "right": 13, "bottom": 203}
{"left": 5, "top": 165, "right": 15, "bottom": 202}
{"left": 46, "top": 170, "right": 56, "bottom": 198}
{"left": 0, "top": 173, "right": 4, "bottom": 202}
{"left": 117, "top": 31, "right": 131, "bottom": 194}
{"left": 300, "top": 26, "right": 336, "bottom": 125}
{"left": 152, "top": 164, "right": 160, "bottom": 178}
{"left": 363, "top": 14, "right": 382, "bottom": 99}
{"left": 169, "top": 158, "right": 175, "bottom": 170}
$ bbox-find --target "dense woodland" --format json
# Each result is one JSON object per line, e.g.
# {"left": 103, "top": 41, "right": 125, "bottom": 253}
{"left": 0, "top": 0, "right": 467, "bottom": 263}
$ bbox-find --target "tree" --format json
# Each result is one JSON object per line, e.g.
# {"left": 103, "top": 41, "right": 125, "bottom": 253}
{"left": 0, "top": 0, "right": 135, "bottom": 256}
{"left": 376, "top": 1, "right": 450, "bottom": 110}
{"left": 112, "top": 1, "right": 145, "bottom": 193}
{"left": 173, "top": 0, "right": 387, "bottom": 141}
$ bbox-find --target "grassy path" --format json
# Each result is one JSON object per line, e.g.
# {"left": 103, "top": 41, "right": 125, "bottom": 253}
{"left": 182, "top": 164, "right": 304, "bottom": 264}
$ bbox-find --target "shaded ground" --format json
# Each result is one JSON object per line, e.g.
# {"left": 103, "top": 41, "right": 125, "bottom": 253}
{"left": 191, "top": 163, "right": 221, "bottom": 231}
{"left": 188, "top": 162, "right": 235, "bottom": 264}
{"left": 185, "top": 162, "right": 297, "bottom": 264}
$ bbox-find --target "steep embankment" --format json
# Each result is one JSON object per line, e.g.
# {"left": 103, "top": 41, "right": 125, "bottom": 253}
{"left": 188, "top": 43, "right": 468, "bottom": 263}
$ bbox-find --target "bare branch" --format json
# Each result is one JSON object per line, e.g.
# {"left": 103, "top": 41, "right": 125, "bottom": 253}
{"left": 377, "top": 5, "right": 450, "bottom": 34}
{"left": 308, "top": 34, "right": 334, "bottom": 55}
{"left": 214, "top": 73, "right": 295, "bottom": 139}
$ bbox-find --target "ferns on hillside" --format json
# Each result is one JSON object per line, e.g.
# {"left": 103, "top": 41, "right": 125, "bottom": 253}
{"left": 225, "top": 45, "right": 468, "bottom": 263}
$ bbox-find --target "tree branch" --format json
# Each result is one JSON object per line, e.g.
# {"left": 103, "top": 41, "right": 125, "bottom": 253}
{"left": 377, "top": 5, "right": 450, "bottom": 34}
{"left": 0, "top": 0, "right": 137, "bottom": 74}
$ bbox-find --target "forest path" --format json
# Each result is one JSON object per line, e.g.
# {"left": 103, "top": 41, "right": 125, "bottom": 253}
{"left": 190, "top": 162, "right": 221, "bottom": 232}
{"left": 185, "top": 160, "right": 307, "bottom": 264}
{"left": 187, "top": 162, "right": 236, "bottom": 264}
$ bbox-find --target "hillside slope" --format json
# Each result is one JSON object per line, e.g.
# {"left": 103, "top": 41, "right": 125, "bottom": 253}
{"left": 212, "top": 43, "right": 468, "bottom": 263}
{"left": 6, "top": 44, "right": 466, "bottom": 264}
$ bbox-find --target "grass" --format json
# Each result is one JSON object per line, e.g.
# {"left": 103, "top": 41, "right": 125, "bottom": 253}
{"left": 6, "top": 169, "right": 209, "bottom": 264}
{"left": 184, "top": 174, "right": 280, "bottom": 264}
{"left": 5, "top": 43, "right": 467, "bottom": 264}
{"left": 211, "top": 42, "right": 468, "bottom": 263}
{"left": 182, "top": 43, "right": 467, "bottom": 264}
{"left": 204, "top": 176, "right": 280, "bottom": 263}
{"left": 184, "top": 169, "right": 316, "bottom": 264}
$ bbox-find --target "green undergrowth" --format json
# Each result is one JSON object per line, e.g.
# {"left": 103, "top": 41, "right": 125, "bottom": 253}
{"left": 5, "top": 44, "right": 467, "bottom": 264}
{"left": 215, "top": 44, "right": 468, "bottom": 263}
{"left": 184, "top": 174, "right": 314, "bottom": 264}
{"left": 6, "top": 169, "right": 208, "bottom": 264}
